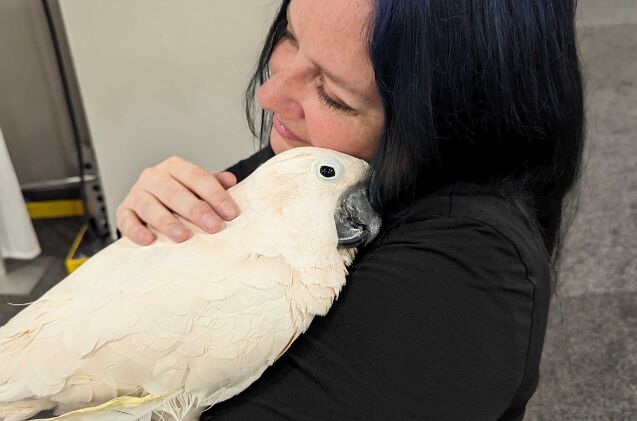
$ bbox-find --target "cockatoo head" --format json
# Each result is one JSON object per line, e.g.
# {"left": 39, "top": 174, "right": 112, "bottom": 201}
{"left": 237, "top": 146, "right": 381, "bottom": 271}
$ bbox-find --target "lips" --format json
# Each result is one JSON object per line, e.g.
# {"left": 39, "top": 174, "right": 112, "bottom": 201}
{"left": 273, "top": 114, "right": 304, "bottom": 143}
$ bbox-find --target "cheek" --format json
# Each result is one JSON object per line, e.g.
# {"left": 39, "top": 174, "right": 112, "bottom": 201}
{"left": 305, "top": 110, "right": 381, "bottom": 161}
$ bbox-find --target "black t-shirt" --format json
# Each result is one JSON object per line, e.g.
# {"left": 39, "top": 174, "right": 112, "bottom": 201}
{"left": 202, "top": 146, "right": 551, "bottom": 421}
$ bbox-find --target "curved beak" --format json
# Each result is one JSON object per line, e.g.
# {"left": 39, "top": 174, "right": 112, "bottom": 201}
{"left": 335, "top": 183, "right": 382, "bottom": 247}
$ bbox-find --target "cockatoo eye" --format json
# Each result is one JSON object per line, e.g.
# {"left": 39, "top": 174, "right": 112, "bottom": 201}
{"left": 320, "top": 166, "right": 336, "bottom": 178}
{"left": 316, "top": 157, "right": 343, "bottom": 182}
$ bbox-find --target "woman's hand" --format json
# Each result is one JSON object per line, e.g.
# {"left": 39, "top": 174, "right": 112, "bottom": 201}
{"left": 116, "top": 155, "right": 240, "bottom": 245}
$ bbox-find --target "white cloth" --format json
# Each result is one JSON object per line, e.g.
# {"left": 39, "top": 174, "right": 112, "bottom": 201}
{"left": 0, "top": 126, "right": 41, "bottom": 260}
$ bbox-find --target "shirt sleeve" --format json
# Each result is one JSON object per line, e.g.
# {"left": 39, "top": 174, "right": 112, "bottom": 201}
{"left": 201, "top": 216, "right": 540, "bottom": 421}
{"left": 224, "top": 144, "right": 275, "bottom": 182}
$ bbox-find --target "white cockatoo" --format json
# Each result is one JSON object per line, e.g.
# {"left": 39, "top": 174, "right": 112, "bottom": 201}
{"left": 0, "top": 147, "right": 381, "bottom": 421}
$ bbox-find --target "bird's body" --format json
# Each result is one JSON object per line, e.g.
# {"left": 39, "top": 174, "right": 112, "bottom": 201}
{"left": 0, "top": 147, "right": 378, "bottom": 421}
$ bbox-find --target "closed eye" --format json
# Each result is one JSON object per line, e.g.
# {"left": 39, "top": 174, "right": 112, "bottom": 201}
{"left": 316, "top": 82, "right": 356, "bottom": 115}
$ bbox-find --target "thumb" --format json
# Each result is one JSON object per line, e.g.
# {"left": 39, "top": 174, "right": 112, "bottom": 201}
{"left": 215, "top": 171, "right": 238, "bottom": 189}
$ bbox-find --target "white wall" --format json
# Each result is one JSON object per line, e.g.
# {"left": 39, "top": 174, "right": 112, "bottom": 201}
{"left": 0, "top": 0, "right": 78, "bottom": 183}
{"left": 577, "top": 0, "right": 637, "bottom": 27}
{"left": 57, "top": 0, "right": 279, "bottom": 237}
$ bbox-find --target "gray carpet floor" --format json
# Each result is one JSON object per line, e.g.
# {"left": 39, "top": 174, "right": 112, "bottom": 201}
{"left": 1, "top": 1, "right": 635, "bottom": 419}
{"left": 525, "top": 2, "right": 637, "bottom": 419}
{"left": 0, "top": 218, "right": 85, "bottom": 323}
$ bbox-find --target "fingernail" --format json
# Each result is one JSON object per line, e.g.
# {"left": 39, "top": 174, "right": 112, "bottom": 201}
{"left": 137, "top": 231, "right": 152, "bottom": 244}
{"left": 219, "top": 201, "right": 239, "bottom": 219}
{"left": 169, "top": 225, "right": 187, "bottom": 240}
{"left": 202, "top": 213, "right": 222, "bottom": 232}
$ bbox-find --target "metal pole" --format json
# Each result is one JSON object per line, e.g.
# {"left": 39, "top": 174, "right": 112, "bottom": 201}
{"left": 0, "top": 256, "right": 6, "bottom": 279}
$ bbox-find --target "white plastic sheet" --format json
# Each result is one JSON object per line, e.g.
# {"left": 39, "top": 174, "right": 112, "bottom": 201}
{"left": 0, "top": 126, "right": 41, "bottom": 260}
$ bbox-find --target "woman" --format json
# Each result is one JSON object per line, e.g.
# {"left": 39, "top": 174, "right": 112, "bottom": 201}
{"left": 117, "top": 0, "right": 584, "bottom": 419}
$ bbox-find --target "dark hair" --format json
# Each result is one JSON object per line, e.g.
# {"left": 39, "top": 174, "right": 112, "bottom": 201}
{"left": 246, "top": 0, "right": 585, "bottom": 265}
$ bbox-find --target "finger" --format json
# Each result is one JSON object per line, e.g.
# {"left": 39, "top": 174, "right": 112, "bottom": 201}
{"left": 166, "top": 159, "right": 240, "bottom": 221}
{"left": 141, "top": 174, "right": 225, "bottom": 234}
{"left": 215, "top": 171, "right": 238, "bottom": 189}
{"left": 132, "top": 190, "right": 193, "bottom": 242}
{"left": 116, "top": 207, "right": 156, "bottom": 245}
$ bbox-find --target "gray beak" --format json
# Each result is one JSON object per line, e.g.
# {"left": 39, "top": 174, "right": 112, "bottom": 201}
{"left": 335, "top": 183, "right": 382, "bottom": 247}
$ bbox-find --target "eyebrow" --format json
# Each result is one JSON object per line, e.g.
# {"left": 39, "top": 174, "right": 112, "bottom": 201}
{"left": 286, "top": 9, "right": 370, "bottom": 104}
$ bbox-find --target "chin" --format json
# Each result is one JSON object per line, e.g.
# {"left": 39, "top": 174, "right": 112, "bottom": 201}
{"left": 270, "top": 138, "right": 288, "bottom": 155}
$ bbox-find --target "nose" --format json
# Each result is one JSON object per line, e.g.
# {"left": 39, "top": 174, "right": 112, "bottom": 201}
{"left": 256, "top": 61, "right": 305, "bottom": 120}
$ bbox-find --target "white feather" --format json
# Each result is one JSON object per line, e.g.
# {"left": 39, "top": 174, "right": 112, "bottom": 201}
{"left": 0, "top": 147, "right": 370, "bottom": 420}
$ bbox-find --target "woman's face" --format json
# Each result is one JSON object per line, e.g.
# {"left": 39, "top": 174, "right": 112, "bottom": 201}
{"left": 256, "top": 0, "right": 385, "bottom": 162}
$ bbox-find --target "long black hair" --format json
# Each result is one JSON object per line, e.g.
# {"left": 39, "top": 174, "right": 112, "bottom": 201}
{"left": 245, "top": 0, "right": 585, "bottom": 267}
